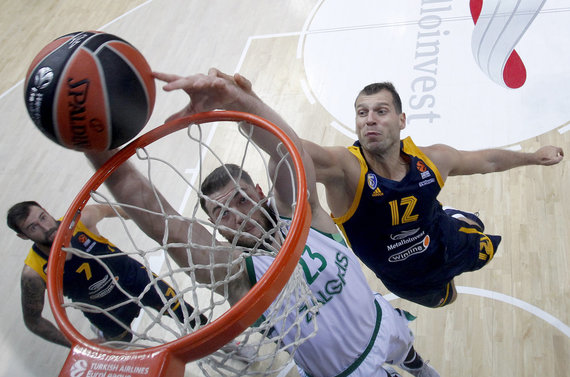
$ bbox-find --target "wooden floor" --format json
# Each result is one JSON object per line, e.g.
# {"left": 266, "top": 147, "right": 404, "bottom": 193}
{"left": 0, "top": 1, "right": 568, "bottom": 376}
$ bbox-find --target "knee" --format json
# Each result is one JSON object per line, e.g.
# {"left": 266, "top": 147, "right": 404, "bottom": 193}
{"left": 434, "top": 282, "right": 457, "bottom": 308}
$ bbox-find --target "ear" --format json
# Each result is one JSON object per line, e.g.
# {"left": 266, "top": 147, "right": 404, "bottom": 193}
{"left": 399, "top": 112, "right": 407, "bottom": 130}
{"left": 17, "top": 233, "right": 29, "bottom": 241}
{"left": 255, "top": 184, "right": 265, "bottom": 199}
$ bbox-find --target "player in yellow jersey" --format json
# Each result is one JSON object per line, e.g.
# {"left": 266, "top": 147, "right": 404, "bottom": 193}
{"left": 153, "top": 68, "right": 564, "bottom": 309}
{"left": 7, "top": 201, "right": 206, "bottom": 346}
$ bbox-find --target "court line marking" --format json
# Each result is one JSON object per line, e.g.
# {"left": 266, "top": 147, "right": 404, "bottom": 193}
{"left": 296, "top": 0, "right": 325, "bottom": 58}
{"left": 299, "top": 78, "right": 316, "bottom": 105}
{"left": 280, "top": 283, "right": 570, "bottom": 376}
{"left": 385, "top": 286, "right": 570, "bottom": 338}
{"left": 330, "top": 120, "right": 356, "bottom": 140}
{"left": 504, "top": 144, "right": 522, "bottom": 151}
{"left": 99, "top": 0, "right": 153, "bottom": 30}
{"left": 0, "top": 81, "right": 21, "bottom": 101}
{"left": 0, "top": 1, "right": 155, "bottom": 102}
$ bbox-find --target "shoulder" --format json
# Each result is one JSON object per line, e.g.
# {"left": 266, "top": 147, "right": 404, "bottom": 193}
{"left": 24, "top": 247, "right": 48, "bottom": 281}
{"left": 76, "top": 205, "right": 112, "bottom": 235}
{"left": 420, "top": 143, "right": 457, "bottom": 159}
{"left": 79, "top": 205, "right": 103, "bottom": 224}
{"left": 302, "top": 140, "right": 354, "bottom": 164}
{"left": 304, "top": 142, "right": 360, "bottom": 179}
{"left": 419, "top": 143, "right": 459, "bottom": 179}
{"left": 302, "top": 140, "right": 361, "bottom": 186}
{"left": 21, "top": 265, "right": 46, "bottom": 290}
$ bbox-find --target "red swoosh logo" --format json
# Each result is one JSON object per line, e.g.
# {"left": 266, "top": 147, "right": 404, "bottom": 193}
{"left": 470, "top": 0, "right": 539, "bottom": 89}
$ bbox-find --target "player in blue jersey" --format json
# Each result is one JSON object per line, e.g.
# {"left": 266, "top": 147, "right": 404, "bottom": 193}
{"left": 153, "top": 68, "right": 564, "bottom": 308}
{"left": 7, "top": 201, "right": 206, "bottom": 347}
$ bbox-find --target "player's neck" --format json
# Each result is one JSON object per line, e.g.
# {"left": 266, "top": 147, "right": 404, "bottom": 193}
{"left": 33, "top": 242, "right": 51, "bottom": 255}
{"left": 363, "top": 145, "right": 409, "bottom": 181}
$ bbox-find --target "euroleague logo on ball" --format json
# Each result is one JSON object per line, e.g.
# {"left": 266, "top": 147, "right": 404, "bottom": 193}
{"left": 34, "top": 67, "right": 54, "bottom": 90}
{"left": 26, "top": 67, "right": 54, "bottom": 126}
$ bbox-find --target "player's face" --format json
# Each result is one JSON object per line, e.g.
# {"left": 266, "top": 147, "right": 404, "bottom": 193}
{"left": 205, "top": 180, "right": 272, "bottom": 248}
{"left": 18, "top": 206, "right": 60, "bottom": 248}
{"left": 355, "top": 90, "right": 406, "bottom": 154}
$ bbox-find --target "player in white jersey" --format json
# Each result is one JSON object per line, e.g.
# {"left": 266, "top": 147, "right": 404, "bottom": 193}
{"left": 248, "top": 218, "right": 416, "bottom": 376}
{"left": 85, "top": 69, "right": 440, "bottom": 376}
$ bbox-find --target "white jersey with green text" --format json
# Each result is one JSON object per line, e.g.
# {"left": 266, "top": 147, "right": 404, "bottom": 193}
{"left": 245, "top": 220, "right": 414, "bottom": 377}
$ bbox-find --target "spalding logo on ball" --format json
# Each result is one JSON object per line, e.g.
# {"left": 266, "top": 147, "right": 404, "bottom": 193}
{"left": 24, "top": 31, "right": 156, "bottom": 151}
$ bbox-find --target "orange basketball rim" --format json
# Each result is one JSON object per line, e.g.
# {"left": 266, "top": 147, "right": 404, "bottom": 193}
{"left": 47, "top": 111, "right": 312, "bottom": 377}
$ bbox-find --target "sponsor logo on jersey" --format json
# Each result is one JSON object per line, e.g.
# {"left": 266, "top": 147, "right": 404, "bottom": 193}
{"left": 300, "top": 250, "right": 351, "bottom": 323}
{"left": 390, "top": 228, "right": 421, "bottom": 241}
{"left": 388, "top": 235, "right": 431, "bottom": 262}
{"left": 418, "top": 161, "right": 431, "bottom": 179}
{"left": 75, "top": 232, "right": 100, "bottom": 253}
{"left": 367, "top": 173, "right": 378, "bottom": 190}
{"left": 416, "top": 160, "right": 427, "bottom": 173}
{"left": 89, "top": 274, "right": 115, "bottom": 300}
{"left": 77, "top": 233, "right": 89, "bottom": 245}
{"left": 372, "top": 187, "right": 383, "bottom": 197}
{"left": 419, "top": 178, "right": 435, "bottom": 187}
{"left": 387, "top": 230, "right": 426, "bottom": 251}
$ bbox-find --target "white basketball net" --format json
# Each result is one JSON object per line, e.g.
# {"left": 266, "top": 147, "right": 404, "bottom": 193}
{"left": 58, "top": 120, "right": 320, "bottom": 376}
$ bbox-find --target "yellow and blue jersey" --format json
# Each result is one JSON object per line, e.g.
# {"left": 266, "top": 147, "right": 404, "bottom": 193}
{"left": 25, "top": 219, "right": 141, "bottom": 305}
{"left": 333, "top": 137, "right": 501, "bottom": 299}
{"left": 24, "top": 219, "right": 200, "bottom": 338}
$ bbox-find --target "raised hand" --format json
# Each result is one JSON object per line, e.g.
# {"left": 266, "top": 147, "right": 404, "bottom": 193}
{"left": 154, "top": 68, "right": 257, "bottom": 122}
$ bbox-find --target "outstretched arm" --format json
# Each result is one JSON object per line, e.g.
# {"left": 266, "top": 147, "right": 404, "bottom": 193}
{"left": 20, "top": 266, "right": 71, "bottom": 347}
{"left": 424, "top": 144, "right": 564, "bottom": 180}
{"left": 83, "top": 150, "right": 242, "bottom": 289}
{"left": 78, "top": 204, "right": 129, "bottom": 237}
{"left": 154, "top": 69, "right": 345, "bottom": 232}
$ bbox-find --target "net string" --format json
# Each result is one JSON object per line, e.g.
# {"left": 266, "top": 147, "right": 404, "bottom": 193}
{"left": 58, "top": 120, "right": 320, "bottom": 375}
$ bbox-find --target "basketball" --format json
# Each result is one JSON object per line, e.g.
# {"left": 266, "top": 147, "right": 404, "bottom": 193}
{"left": 24, "top": 31, "right": 156, "bottom": 151}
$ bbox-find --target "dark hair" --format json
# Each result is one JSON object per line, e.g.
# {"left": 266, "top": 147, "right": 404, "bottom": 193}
{"left": 7, "top": 201, "right": 42, "bottom": 234}
{"left": 355, "top": 82, "right": 402, "bottom": 114}
{"left": 199, "top": 164, "right": 255, "bottom": 214}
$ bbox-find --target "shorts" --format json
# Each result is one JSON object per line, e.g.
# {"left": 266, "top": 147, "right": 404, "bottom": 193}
{"left": 299, "top": 293, "right": 415, "bottom": 377}
{"left": 83, "top": 302, "right": 141, "bottom": 340}
{"left": 384, "top": 214, "right": 502, "bottom": 308}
